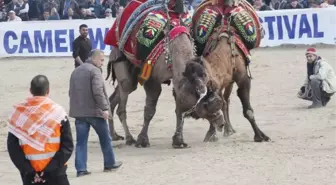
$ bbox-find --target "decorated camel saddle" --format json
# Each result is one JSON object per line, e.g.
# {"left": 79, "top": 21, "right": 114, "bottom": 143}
{"left": 104, "top": 0, "right": 192, "bottom": 84}
{"left": 192, "top": 0, "right": 263, "bottom": 64}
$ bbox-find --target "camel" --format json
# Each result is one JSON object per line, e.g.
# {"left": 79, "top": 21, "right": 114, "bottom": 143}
{"left": 190, "top": 0, "right": 271, "bottom": 142}
{"left": 106, "top": 32, "right": 226, "bottom": 148}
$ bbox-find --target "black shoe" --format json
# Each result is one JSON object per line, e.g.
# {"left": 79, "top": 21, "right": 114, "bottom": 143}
{"left": 104, "top": 161, "right": 123, "bottom": 172}
{"left": 77, "top": 171, "right": 91, "bottom": 177}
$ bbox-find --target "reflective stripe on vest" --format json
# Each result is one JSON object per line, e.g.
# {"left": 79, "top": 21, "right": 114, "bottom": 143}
{"left": 20, "top": 124, "right": 61, "bottom": 172}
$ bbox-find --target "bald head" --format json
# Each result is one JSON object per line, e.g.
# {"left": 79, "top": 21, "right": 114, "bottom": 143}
{"left": 30, "top": 75, "right": 50, "bottom": 96}
{"left": 89, "top": 49, "right": 105, "bottom": 68}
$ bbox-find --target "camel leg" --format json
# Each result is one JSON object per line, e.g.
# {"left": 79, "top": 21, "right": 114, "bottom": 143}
{"left": 223, "top": 83, "right": 236, "bottom": 137}
{"left": 116, "top": 83, "right": 137, "bottom": 145}
{"left": 236, "top": 77, "right": 270, "bottom": 142}
{"left": 172, "top": 107, "right": 189, "bottom": 148}
{"left": 204, "top": 123, "right": 218, "bottom": 142}
{"left": 108, "top": 85, "right": 125, "bottom": 141}
{"left": 113, "top": 61, "right": 138, "bottom": 145}
{"left": 135, "top": 80, "right": 162, "bottom": 148}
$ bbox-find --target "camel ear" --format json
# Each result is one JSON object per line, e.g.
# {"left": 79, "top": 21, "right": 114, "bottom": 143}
{"left": 183, "top": 63, "right": 193, "bottom": 78}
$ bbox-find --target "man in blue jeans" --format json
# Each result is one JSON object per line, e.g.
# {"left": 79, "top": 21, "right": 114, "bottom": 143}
{"left": 69, "top": 49, "right": 122, "bottom": 177}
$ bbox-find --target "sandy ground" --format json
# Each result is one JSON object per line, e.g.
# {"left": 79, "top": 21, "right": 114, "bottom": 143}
{"left": 0, "top": 47, "right": 335, "bottom": 185}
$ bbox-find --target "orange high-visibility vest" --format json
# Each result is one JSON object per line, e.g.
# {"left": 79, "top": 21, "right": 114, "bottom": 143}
{"left": 19, "top": 124, "right": 61, "bottom": 172}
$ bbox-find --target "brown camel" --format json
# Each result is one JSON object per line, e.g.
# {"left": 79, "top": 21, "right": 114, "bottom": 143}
{"left": 189, "top": 0, "right": 270, "bottom": 142}
{"left": 106, "top": 32, "right": 225, "bottom": 148}
{"left": 191, "top": 33, "right": 270, "bottom": 143}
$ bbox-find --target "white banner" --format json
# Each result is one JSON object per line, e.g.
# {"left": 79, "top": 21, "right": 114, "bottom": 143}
{"left": 0, "top": 8, "right": 335, "bottom": 58}
{"left": 258, "top": 7, "right": 336, "bottom": 47}
{"left": 0, "top": 19, "right": 115, "bottom": 58}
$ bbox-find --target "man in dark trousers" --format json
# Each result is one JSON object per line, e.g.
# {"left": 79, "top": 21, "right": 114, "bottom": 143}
{"left": 72, "top": 24, "right": 92, "bottom": 68}
{"left": 7, "top": 75, "right": 74, "bottom": 185}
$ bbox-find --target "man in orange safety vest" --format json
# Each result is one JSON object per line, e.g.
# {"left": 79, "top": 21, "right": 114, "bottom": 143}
{"left": 7, "top": 75, "right": 74, "bottom": 185}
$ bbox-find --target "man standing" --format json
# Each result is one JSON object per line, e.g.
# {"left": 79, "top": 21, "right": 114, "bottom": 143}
{"left": 298, "top": 48, "right": 336, "bottom": 108}
{"left": 69, "top": 49, "right": 122, "bottom": 177}
{"left": 7, "top": 75, "right": 74, "bottom": 185}
{"left": 72, "top": 24, "right": 92, "bottom": 68}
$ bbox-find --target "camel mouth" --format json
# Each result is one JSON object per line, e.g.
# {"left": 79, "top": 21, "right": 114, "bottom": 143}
{"left": 211, "top": 111, "right": 225, "bottom": 132}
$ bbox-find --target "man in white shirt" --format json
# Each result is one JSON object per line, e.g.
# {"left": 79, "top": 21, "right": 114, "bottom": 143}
{"left": 7, "top": 10, "right": 22, "bottom": 21}
{"left": 298, "top": 48, "right": 336, "bottom": 108}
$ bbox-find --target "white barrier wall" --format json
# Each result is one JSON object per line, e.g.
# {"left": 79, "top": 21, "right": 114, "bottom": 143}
{"left": 0, "top": 8, "right": 335, "bottom": 58}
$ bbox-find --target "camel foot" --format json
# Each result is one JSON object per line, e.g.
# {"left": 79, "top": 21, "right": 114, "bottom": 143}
{"left": 254, "top": 132, "right": 271, "bottom": 142}
{"left": 125, "top": 135, "right": 136, "bottom": 146}
{"left": 135, "top": 134, "right": 150, "bottom": 148}
{"left": 111, "top": 132, "right": 124, "bottom": 141}
{"left": 204, "top": 131, "right": 218, "bottom": 142}
{"left": 223, "top": 127, "right": 236, "bottom": 137}
{"left": 172, "top": 133, "right": 189, "bottom": 149}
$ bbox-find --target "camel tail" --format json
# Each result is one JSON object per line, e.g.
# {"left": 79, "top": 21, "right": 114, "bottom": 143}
{"left": 106, "top": 60, "right": 113, "bottom": 81}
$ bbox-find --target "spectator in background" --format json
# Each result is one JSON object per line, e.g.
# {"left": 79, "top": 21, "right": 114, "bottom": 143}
{"left": 269, "top": 0, "right": 281, "bottom": 9}
{"left": 43, "top": 0, "right": 59, "bottom": 14}
{"left": 79, "top": 6, "right": 86, "bottom": 18}
{"left": 48, "top": 7, "right": 60, "bottom": 20}
{"left": 82, "top": 8, "right": 96, "bottom": 19}
{"left": 254, "top": 0, "right": 272, "bottom": 10}
{"left": 7, "top": 10, "right": 21, "bottom": 21}
{"left": 307, "top": 0, "right": 322, "bottom": 7}
{"left": 320, "top": 0, "right": 335, "bottom": 7}
{"left": 87, "top": 0, "right": 103, "bottom": 18}
{"left": 59, "top": 0, "right": 80, "bottom": 19}
{"left": 14, "top": 0, "right": 29, "bottom": 21}
{"left": 102, "top": 0, "right": 118, "bottom": 18}
{"left": 27, "top": 0, "right": 41, "bottom": 20}
{"left": 76, "top": 0, "right": 87, "bottom": 8}
{"left": 104, "top": 7, "right": 112, "bottom": 19}
{"left": 84, "top": 9, "right": 97, "bottom": 19}
{"left": 41, "top": 9, "right": 49, "bottom": 20}
{"left": 282, "top": 0, "right": 303, "bottom": 8}
{"left": 117, "top": 5, "right": 123, "bottom": 14}
{"left": 72, "top": 24, "right": 92, "bottom": 68}
{"left": 62, "top": 7, "right": 79, "bottom": 19}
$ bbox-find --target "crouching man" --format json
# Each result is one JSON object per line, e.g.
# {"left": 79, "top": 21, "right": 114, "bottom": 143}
{"left": 298, "top": 48, "right": 336, "bottom": 109}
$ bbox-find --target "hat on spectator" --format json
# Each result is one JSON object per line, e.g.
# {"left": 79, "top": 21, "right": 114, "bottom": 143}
{"left": 306, "top": 47, "right": 317, "bottom": 56}
{"left": 105, "top": 8, "right": 112, "bottom": 13}
{"left": 9, "top": 10, "right": 15, "bottom": 14}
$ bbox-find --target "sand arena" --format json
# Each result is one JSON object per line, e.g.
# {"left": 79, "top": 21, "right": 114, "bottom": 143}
{"left": 0, "top": 46, "right": 335, "bottom": 185}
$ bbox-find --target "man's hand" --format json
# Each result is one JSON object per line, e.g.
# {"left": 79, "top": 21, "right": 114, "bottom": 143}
{"left": 32, "top": 172, "right": 46, "bottom": 184}
{"left": 103, "top": 110, "right": 109, "bottom": 120}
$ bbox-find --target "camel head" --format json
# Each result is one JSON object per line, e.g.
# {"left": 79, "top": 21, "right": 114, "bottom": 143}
{"left": 180, "top": 57, "right": 225, "bottom": 132}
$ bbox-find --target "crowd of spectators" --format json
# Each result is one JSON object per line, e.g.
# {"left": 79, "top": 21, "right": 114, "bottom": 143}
{"left": 0, "top": 0, "right": 127, "bottom": 22}
{"left": 0, "top": 0, "right": 335, "bottom": 22}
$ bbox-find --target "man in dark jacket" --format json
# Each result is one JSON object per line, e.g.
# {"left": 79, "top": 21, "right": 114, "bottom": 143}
{"left": 69, "top": 49, "right": 122, "bottom": 177}
{"left": 72, "top": 24, "right": 92, "bottom": 68}
{"left": 7, "top": 74, "right": 74, "bottom": 185}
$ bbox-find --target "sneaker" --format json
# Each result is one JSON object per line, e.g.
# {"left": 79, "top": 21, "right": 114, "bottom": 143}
{"left": 103, "top": 161, "right": 123, "bottom": 172}
{"left": 77, "top": 171, "right": 91, "bottom": 177}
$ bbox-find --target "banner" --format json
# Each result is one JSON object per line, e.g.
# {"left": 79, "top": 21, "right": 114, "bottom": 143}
{"left": 0, "top": 8, "right": 335, "bottom": 58}
{"left": 0, "top": 19, "right": 114, "bottom": 58}
{"left": 258, "top": 8, "right": 336, "bottom": 47}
